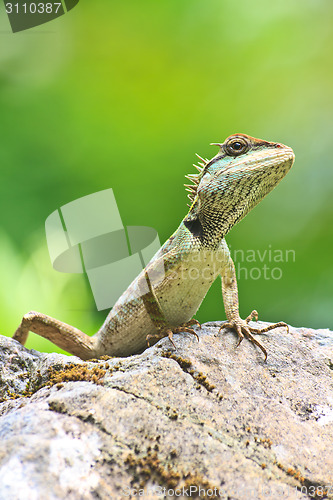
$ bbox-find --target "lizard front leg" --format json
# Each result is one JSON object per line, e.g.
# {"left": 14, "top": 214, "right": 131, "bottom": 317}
{"left": 219, "top": 258, "right": 288, "bottom": 361}
{"left": 13, "top": 311, "right": 98, "bottom": 360}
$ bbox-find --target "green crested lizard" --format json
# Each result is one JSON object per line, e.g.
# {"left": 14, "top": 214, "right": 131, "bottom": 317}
{"left": 13, "top": 134, "right": 295, "bottom": 361}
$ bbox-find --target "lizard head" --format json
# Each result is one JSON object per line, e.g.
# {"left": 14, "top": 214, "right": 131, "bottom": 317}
{"left": 184, "top": 133, "right": 295, "bottom": 241}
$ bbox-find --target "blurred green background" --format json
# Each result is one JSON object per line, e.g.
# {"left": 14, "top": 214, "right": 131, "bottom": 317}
{"left": 0, "top": 0, "right": 332, "bottom": 355}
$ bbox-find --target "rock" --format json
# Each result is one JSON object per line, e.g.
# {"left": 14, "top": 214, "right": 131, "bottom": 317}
{"left": 0, "top": 322, "right": 332, "bottom": 499}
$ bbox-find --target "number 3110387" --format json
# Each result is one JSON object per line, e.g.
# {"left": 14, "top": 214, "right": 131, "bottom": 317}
{"left": 5, "top": 3, "right": 62, "bottom": 14}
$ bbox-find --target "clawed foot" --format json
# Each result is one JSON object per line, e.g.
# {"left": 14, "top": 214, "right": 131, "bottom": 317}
{"left": 146, "top": 319, "right": 201, "bottom": 349}
{"left": 219, "top": 310, "right": 289, "bottom": 361}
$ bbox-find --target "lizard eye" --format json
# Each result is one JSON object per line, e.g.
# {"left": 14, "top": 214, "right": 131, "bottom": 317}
{"left": 225, "top": 137, "right": 249, "bottom": 156}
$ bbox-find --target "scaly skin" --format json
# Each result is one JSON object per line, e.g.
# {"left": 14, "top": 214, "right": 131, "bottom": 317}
{"left": 13, "top": 134, "right": 295, "bottom": 360}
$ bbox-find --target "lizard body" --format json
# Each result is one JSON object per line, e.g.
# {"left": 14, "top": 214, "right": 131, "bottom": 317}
{"left": 14, "top": 134, "right": 295, "bottom": 360}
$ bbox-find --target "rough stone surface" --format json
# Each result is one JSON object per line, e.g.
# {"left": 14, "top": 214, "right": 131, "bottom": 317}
{"left": 0, "top": 322, "right": 332, "bottom": 500}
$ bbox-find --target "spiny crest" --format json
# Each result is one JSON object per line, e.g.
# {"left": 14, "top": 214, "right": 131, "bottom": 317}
{"left": 184, "top": 153, "right": 209, "bottom": 206}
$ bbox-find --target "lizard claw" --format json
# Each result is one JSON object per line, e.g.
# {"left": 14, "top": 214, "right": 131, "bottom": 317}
{"left": 184, "top": 318, "right": 202, "bottom": 330}
{"left": 146, "top": 318, "right": 200, "bottom": 349}
{"left": 245, "top": 310, "right": 258, "bottom": 323}
{"left": 219, "top": 313, "right": 288, "bottom": 361}
{"left": 146, "top": 334, "right": 157, "bottom": 348}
